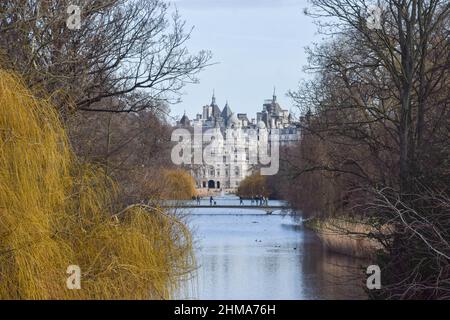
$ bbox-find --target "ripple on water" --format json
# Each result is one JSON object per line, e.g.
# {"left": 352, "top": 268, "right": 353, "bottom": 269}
{"left": 178, "top": 203, "right": 367, "bottom": 300}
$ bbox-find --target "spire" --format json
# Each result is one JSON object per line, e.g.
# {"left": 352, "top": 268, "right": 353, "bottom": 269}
{"left": 211, "top": 89, "right": 216, "bottom": 105}
{"left": 273, "top": 86, "right": 277, "bottom": 102}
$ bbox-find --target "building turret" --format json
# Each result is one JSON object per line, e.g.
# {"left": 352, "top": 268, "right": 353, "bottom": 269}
{"left": 210, "top": 90, "right": 221, "bottom": 118}
{"left": 179, "top": 111, "right": 190, "bottom": 127}
{"left": 221, "top": 101, "right": 233, "bottom": 126}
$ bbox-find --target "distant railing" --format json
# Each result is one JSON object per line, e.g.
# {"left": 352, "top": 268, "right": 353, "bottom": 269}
{"left": 158, "top": 203, "right": 291, "bottom": 215}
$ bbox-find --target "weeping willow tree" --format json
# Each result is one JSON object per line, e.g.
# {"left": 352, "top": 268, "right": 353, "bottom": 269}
{"left": 237, "top": 174, "right": 270, "bottom": 198}
{"left": 0, "top": 69, "right": 194, "bottom": 299}
{"left": 161, "top": 169, "right": 197, "bottom": 200}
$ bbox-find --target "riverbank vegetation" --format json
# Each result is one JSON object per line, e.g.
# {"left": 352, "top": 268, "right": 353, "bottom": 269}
{"left": 237, "top": 174, "right": 270, "bottom": 198}
{"left": 305, "top": 218, "right": 388, "bottom": 259}
{"left": 160, "top": 169, "right": 197, "bottom": 200}
{"left": 275, "top": 0, "right": 449, "bottom": 299}
{"left": 0, "top": 0, "right": 211, "bottom": 205}
{"left": 0, "top": 0, "right": 210, "bottom": 299}
{"left": 0, "top": 70, "right": 194, "bottom": 299}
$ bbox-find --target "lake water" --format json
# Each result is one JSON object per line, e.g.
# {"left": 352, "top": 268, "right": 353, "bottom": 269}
{"left": 178, "top": 196, "right": 368, "bottom": 300}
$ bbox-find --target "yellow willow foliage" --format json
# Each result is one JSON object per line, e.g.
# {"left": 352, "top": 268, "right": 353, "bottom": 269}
{"left": 161, "top": 169, "right": 197, "bottom": 200}
{"left": 0, "top": 70, "right": 194, "bottom": 299}
{"left": 237, "top": 174, "right": 269, "bottom": 198}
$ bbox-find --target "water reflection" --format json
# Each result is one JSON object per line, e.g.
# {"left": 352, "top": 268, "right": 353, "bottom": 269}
{"left": 180, "top": 204, "right": 367, "bottom": 300}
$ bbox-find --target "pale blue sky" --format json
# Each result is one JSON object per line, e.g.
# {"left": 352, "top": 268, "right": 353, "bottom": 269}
{"left": 170, "top": 0, "right": 318, "bottom": 121}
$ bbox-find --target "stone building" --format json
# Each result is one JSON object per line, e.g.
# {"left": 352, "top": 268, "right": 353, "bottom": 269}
{"left": 177, "top": 90, "right": 301, "bottom": 190}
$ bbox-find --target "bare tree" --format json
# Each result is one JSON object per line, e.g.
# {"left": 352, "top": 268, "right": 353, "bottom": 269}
{"left": 277, "top": 0, "right": 449, "bottom": 299}
{"left": 301, "top": 0, "right": 449, "bottom": 192}
{"left": 366, "top": 187, "right": 450, "bottom": 299}
{"left": 0, "top": 0, "right": 212, "bottom": 116}
{"left": 68, "top": 106, "right": 176, "bottom": 204}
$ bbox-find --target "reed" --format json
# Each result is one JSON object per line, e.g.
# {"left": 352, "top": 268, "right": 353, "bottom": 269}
{"left": 305, "top": 217, "right": 384, "bottom": 259}
{"left": 0, "top": 70, "right": 194, "bottom": 299}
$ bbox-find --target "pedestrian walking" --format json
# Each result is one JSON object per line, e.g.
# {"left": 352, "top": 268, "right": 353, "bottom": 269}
{"left": 210, "top": 196, "right": 213, "bottom": 206}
